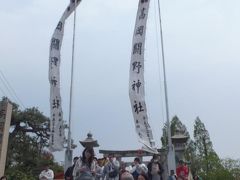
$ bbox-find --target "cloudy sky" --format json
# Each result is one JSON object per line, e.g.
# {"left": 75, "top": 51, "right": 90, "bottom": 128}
{"left": 1, "top": 0, "right": 240, "bottom": 162}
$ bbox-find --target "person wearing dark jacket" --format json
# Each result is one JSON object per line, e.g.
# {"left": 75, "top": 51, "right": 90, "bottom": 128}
{"left": 65, "top": 156, "right": 79, "bottom": 180}
{"left": 147, "top": 155, "right": 163, "bottom": 180}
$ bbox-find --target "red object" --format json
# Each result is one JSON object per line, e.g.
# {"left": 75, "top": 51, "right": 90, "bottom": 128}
{"left": 176, "top": 165, "right": 188, "bottom": 180}
{"left": 54, "top": 172, "right": 64, "bottom": 180}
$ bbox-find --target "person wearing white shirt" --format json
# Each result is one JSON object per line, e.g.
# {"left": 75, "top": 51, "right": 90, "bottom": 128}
{"left": 103, "top": 154, "right": 120, "bottom": 180}
{"left": 130, "top": 157, "right": 148, "bottom": 179}
{"left": 39, "top": 164, "right": 54, "bottom": 180}
{"left": 73, "top": 148, "right": 96, "bottom": 180}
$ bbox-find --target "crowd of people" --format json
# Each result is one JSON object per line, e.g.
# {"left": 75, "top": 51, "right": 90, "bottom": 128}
{"left": 62, "top": 147, "right": 200, "bottom": 180}
{"left": 62, "top": 147, "right": 164, "bottom": 180}
{"left": 37, "top": 147, "right": 201, "bottom": 180}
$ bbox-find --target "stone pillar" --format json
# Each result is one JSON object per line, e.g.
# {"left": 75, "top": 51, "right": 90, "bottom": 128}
{"left": 171, "top": 134, "right": 188, "bottom": 164}
{"left": 0, "top": 101, "right": 12, "bottom": 177}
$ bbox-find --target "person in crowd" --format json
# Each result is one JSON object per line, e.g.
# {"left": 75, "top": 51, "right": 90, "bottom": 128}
{"left": 94, "top": 157, "right": 103, "bottom": 180}
{"left": 168, "top": 170, "right": 177, "bottom": 180}
{"left": 176, "top": 160, "right": 188, "bottom": 180}
{"left": 73, "top": 148, "right": 96, "bottom": 180}
{"left": 137, "top": 173, "right": 148, "bottom": 180}
{"left": 39, "top": 163, "right": 54, "bottom": 180}
{"left": 130, "top": 157, "right": 148, "bottom": 180}
{"left": 97, "top": 156, "right": 108, "bottom": 167}
{"left": 103, "top": 154, "right": 120, "bottom": 180}
{"left": 65, "top": 156, "right": 79, "bottom": 180}
{"left": 119, "top": 161, "right": 128, "bottom": 179}
{"left": 120, "top": 172, "right": 134, "bottom": 180}
{"left": 147, "top": 154, "right": 163, "bottom": 180}
{"left": 0, "top": 176, "right": 7, "bottom": 180}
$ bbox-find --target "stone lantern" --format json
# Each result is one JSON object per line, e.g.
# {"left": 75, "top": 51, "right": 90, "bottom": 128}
{"left": 79, "top": 132, "right": 99, "bottom": 148}
{"left": 171, "top": 130, "right": 188, "bottom": 163}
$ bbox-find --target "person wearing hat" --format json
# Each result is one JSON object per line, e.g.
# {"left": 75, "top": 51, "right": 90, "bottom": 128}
{"left": 176, "top": 160, "right": 188, "bottom": 180}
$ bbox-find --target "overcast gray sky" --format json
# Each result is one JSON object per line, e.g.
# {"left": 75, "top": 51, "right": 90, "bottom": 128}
{"left": 1, "top": 0, "right": 240, "bottom": 162}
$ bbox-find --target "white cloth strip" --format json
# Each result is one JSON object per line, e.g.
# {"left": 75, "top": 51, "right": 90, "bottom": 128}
{"left": 129, "top": 0, "right": 157, "bottom": 153}
{"left": 49, "top": 0, "right": 82, "bottom": 151}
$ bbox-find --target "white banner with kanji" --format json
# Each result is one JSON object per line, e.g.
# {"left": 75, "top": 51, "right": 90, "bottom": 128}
{"left": 49, "top": 0, "right": 82, "bottom": 151}
{"left": 129, "top": 0, "right": 157, "bottom": 153}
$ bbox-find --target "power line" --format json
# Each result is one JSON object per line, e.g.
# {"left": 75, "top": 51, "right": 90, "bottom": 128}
{"left": 0, "top": 70, "right": 26, "bottom": 109}
{"left": 0, "top": 85, "right": 7, "bottom": 97}
{"left": 0, "top": 73, "right": 17, "bottom": 103}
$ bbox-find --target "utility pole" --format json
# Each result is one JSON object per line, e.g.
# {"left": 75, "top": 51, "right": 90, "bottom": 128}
{"left": 157, "top": 0, "right": 176, "bottom": 174}
{"left": 64, "top": 0, "right": 77, "bottom": 172}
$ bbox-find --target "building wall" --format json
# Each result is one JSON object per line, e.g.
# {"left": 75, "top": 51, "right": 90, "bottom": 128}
{"left": 0, "top": 101, "right": 12, "bottom": 177}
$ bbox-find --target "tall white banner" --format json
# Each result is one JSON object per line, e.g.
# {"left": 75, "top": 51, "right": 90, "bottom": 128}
{"left": 129, "top": 0, "right": 157, "bottom": 153}
{"left": 49, "top": 0, "right": 81, "bottom": 151}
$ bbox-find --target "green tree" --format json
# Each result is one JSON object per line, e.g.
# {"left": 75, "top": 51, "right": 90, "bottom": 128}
{"left": 161, "top": 116, "right": 203, "bottom": 176}
{"left": 194, "top": 117, "right": 217, "bottom": 174}
{"left": 193, "top": 117, "right": 234, "bottom": 179}
{"left": 161, "top": 115, "right": 237, "bottom": 179}
{"left": 160, "top": 116, "right": 200, "bottom": 173}
{"left": 221, "top": 158, "right": 240, "bottom": 180}
{"left": 161, "top": 116, "right": 189, "bottom": 148}
{"left": 184, "top": 139, "right": 201, "bottom": 176}
{"left": 2, "top": 97, "right": 63, "bottom": 179}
